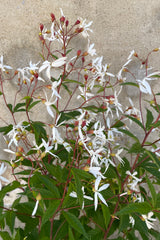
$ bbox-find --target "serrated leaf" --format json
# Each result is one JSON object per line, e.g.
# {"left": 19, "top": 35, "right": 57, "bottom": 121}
{"left": 119, "top": 215, "right": 129, "bottom": 232}
{"left": 129, "top": 142, "right": 143, "bottom": 153}
{"left": 146, "top": 109, "right": 154, "bottom": 130}
{"left": 0, "top": 181, "right": 20, "bottom": 202}
{"left": 72, "top": 170, "right": 83, "bottom": 209}
{"left": 124, "top": 115, "right": 144, "bottom": 129}
{"left": 63, "top": 211, "right": 88, "bottom": 239}
{"left": 72, "top": 168, "right": 92, "bottom": 180}
{"left": 118, "top": 129, "right": 139, "bottom": 142}
{"left": 101, "top": 205, "right": 110, "bottom": 229}
{"left": 41, "top": 200, "right": 60, "bottom": 227}
{"left": 116, "top": 202, "right": 152, "bottom": 215}
{"left": 146, "top": 174, "right": 157, "bottom": 207}
{"left": 58, "top": 111, "right": 81, "bottom": 124}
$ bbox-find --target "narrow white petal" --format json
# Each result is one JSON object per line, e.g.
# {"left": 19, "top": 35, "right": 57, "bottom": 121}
{"left": 32, "top": 200, "right": 39, "bottom": 216}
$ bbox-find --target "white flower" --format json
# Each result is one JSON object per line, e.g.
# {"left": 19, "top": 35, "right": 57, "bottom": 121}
{"left": 0, "top": 56, "right": 12, "bottom": 72}
{"left": 77, "top": 86, "right": 94, "bottom": 101}
{"left": 0, "top": 163, "right": 10, "bottom": 190}
{"left": 78, "top": 18, "right": 93, "bottom": 38}
{"left": 127, "top": 50, "right": 135, "bottom": 60}
{"left": 88, "top": 166, "right": 106, "bottom": 179}
{"left": 69, "top": 186, "right": 93, "bottom": 209}
{"left": 43, "top": 90, "right": 56, "bottom": 118}
{"left": 39, "top": 57, "right": 67, "bottom": 79}
{"left": 93, "top": 176, "right": 109, "bottom": 211}
{"left": 32, "top": 193, "right": 41, "bottom": 216}
{"left": 111, "top": 149, "right": 124, "bottom": 165}
{"left": 141, "top": 212, "right": 156, "bottom": 229}
{"left": 129, "top": 216, "right": 135, "bottom": 227}
{"left": 87, "top": 41, "right": 96, "bottom": 56}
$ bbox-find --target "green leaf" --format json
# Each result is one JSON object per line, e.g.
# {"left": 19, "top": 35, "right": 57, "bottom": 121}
{"left": 0, "top": 181, "right": 20, "bottom": 202}
{"left": 7, "top": 103, "right": 13, "bottom": 112}
{"left": 120, "top": 82, "right": 139, "bottom": 87}
{"left": 146, "top": 109, "right": 154, "bottom": 130}
{"left": 72, "top": 170, "right": 83, "bottom": 209}
{"left": 58, "top": 111, "right": 81, "bottom": 124}
{"left": 13, "top": 102, "right": 26, "bottom": 112}
{"left": 0, "top": 91, "right": 3, "bottom": 95}
{"left": 64, "top": 79, "right": 84, "bottom": 86}
{"left": 0, "top": 124, "right": 13, "bottom": 134}
{"left": 124, "top": 115, "right": 144, "bottom": 130}
{"left": 83, "top": 105, "right": 106, "bottom": 113}
{"left": 41, "top": 200, "right": 60, "bottom": 227}
{"left": 116, "top": 202, "right": 152, "bottom": 215}
{"left": 63, "top": 211, "right": 88, "bottom": 239}
{"left": 118, "top": 129, "right": 139, "bottom": 142}
{"left": 0, "top": 231, "right": 12, "bottom": 240}
{"left": 62, "top": 83, "right": 72, "bottom": 95}
{"left": 144, "top": 150, "right": 160, "bottom": 168}
{"left": 146, "top": 174, "right": 157, "bottom": 207}
{"left": 31, "top": 121, "right": 47, "bottom": 144}
{"left": 37, "top": 175, "right": 60, "bottom": 198}
{"left": 13, "top": 228, "right": 20, "bottom": 240}
{"left": 5, "top": 211, "right": 16, "bottom": 234}
{"left": 66, "top": 49, "right": 72, "bottom": 55}
{"left": 69, "top": 226, "right": 76, "bottom": 240}
{"left": 119, "top": 214, "right": 129, "bottom": 232}
{"left": 72, "top": 168, "right": 92, "bottom": 180}
{"left": 129, "top": 142, "right": 143, "bottom": 153}
{"left": 101, "top": 205, "right": 110, "bottom": 229}
{"left": 27, "top": 100, "right": 41, "bottom": 111}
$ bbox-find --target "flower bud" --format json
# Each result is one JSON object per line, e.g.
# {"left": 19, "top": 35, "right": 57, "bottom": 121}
{"left": 60, "top": 16, "right": 65, "bottom": 23}
{"left": 153, "top": 48, "right": 159, "bottom": 52}
{"left": 82, "top": 57, "right": 85, "bottom": 63}
{"left": 84, "top": 74, "right": 88, "bottom": 81}
{"left": 34, "top": 72, "right": 39, "bottom": 78}
{"left": 39, "top": 24, "right": 44, "bottom": 32}
{"left": 77, "top": 50, "right": 81, "bottom": 57}
{"left": 36, "top": 193, "right": 42, "bottom": 201}
{"left": 50, "top": 13, "right": 55, "bottom": 22}
{"left": 65, "top": 20, "right": 69, "bottom": 27}
{"left": 75, "top": 19, "right": 80, "bottom": 25}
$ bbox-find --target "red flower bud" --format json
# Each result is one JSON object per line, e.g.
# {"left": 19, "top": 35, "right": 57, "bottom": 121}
{"left": 84, "top": 74, "right": 88, "bottom": 81}
{"left": 34, "top": 72, "right": 39, "bottom": 78}
{"left": 40, "top": 24, "right": 44, "bottom": 32}
{"left": 65, "top": 20, "right": 69, "bottom": 27}
{"left": 77, "top": 50, "right": 81, "bottom": 57}
{"left": 75, "top": 19, "right": 80, "bottom": 25}
{"left": 60, "top": 16, "right": 65, "bottom": 23}
{"left": 50, "top": 13, "right": 55, "bottom": 22}
{"left": 82, "top": 56, "right": 85, "bottom": 63}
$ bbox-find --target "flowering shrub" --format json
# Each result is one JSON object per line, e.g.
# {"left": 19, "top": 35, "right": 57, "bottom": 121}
{"left": 0, "top": 9, "right": 160, "bottom": 240}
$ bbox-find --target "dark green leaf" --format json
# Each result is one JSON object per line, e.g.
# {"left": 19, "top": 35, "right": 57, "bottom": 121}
{"left": 69, "top": 226, "right": 76, "bottom": 240}
{"left": 118, "top": 128, "right": 139, "bottom": 142}
{"left": 63, "top": 211, "right": 88, "bottom": 239}
{"left": 124, "top": 115, "right": 144, "bottom": 129}
{"left": 0, "top": 124, "right": 13, "bottom": 134}
{"left": 129, "top": 142, "right": 143, "bottom": 153}
{"left": 41, "top": 200, "right": 60, "bottom": 226}
{"left": 0, "top": 91, "right": 2, "bottom": 95}
{"left": 31, "top": 121, "right": 47, "bottom": 144}
{"left": 72, "top": 170, "right": 83, "bottom": 208}
{"left": 13, "top": 102, "right": 26, "bottom": 112}
{"left": 58, "top": 111, "right": 81, "bottom": 124}
{"left": 64, "top": 79, "right": 84, "bottom": 86}
{"left": 7, "top": 103, "right": 13, "bottom": 112}
{"left": 0, "top": 231, "right": 12, "bottom": 240}
{"left": 146, "top": 174, "right": 157, "bottom": 207}
{"left": 66, "top": 49, "right": 72, "bottom": 55}
{"left": 72, "top": 168, "right": 92, "bottom": 180}
{"left": 27, "top": 100, "right": 41, "bottom": 111}
{"left": 116, "top": 202, "right": 152, "bottom": 215}
{"left": 146, "top": 109, "right": 154, "bottom": 130}
{"left": 62, "top": 83, "right": 72, "bottom": 95}
{"left": 101, "top": 205, "right": 110, "bottom": 229}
